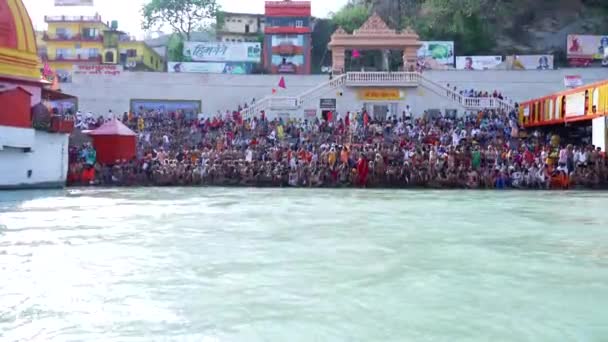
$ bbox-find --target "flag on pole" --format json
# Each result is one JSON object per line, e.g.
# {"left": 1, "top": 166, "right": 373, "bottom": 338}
{"left": 278, "top": 76, "right": 286, "bottom": 89}
{"left": 352, "top": 49, "right": 361, "bottom": 59}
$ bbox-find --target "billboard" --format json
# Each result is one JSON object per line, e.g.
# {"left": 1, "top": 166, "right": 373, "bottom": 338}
{"left": 270, "top": 34, "right": 306, "bottom": 74}
{"left": 130, "top": 99, "right": 201, "bottom": 114}
{"left": 456, "top": 56, "right": 502, "bottom": 70}
{"left": 508, "top": 55, "right": 554, "bottom": 70}
{"left": 55, "top": 0, "right": 93, "bottom": 5}
{"left": 183, "top": 42, "right": 261, "bottom": 63}
{"left": 168, "top": 62, "right": 252, "bottom": 74}
{"left": 567, "top": 35, "right": 608, "bottom": 60}
{"left": 417, "top": 41, "right": 454, "bottom": 68}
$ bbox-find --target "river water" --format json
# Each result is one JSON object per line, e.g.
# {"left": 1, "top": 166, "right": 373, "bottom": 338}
{"left": 1, "top": 188, "right": 608, "bottom": 341}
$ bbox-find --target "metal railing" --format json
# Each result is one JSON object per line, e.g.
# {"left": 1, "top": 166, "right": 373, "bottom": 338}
{"left": 42, "top": 32, "right": 103, "bottom": 42}
{"left": 44, "top": 15, "right": 102, "bottom": 22}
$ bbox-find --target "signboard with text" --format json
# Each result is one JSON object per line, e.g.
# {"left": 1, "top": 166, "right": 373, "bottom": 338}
{"left": 319, "top": 98, "right": 336, "bottom": 110}
{"left": 358, "top": 89, "right": 404, "bottom": 101}
{"left": 567, "top": 34, "right": 608, "bottom": 60}
{"left": 456, "top": 56, "right": 503, "bottom": 70}
{"left": 564, "top": 75, "right": 583, "bottom": 88}
{"left": 72, "top": 64, "right": 122, "bottom": 76}
{"left": 168, "top": 62, "right": 252, "bottom": 74}
{"left": 183, "top": 42, "right": 261, "bottom": 63}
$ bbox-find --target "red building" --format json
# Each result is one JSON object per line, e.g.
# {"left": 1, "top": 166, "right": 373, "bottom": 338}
{"left": 264, "top": 0, "right": 312, "bottom": 74}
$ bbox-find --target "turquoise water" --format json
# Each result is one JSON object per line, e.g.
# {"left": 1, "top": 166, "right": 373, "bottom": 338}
{"left": 1, "top": 188, "right": 608, "bottom": 341}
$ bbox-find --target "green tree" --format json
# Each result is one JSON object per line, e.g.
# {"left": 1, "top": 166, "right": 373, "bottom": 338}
{"left": 141, "top": 0, "right": 221, "bottom": 41}
{"left": 331, "top": 4, "right": 371, "bottom": 33}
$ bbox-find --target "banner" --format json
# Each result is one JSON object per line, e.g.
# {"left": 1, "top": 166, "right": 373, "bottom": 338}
{"left": 168, "top": 62, "right": 252, "bottom": 74}
{"left": 567, "top": 35, "right": 608, "bottom": 60}
{"left": 270, "top": 34, "right": 306, "bottom": 74}
{"left": 358, "top": 89, "right": 404, "bottom": 101}
{"left": 304, "top": 109, "right": 317, "bottom": 118}
{"left": 417, "top": 41, "right": 454, "bottom": 68}
{"left": 456, "top": 56, "right": 502, "bottom": 70}
{"left": 55, "top": 0, "right": 93, "bottom": 5}
{"left": 183, "top": 42, "right": 261, "bottom": 63}
{"left": 130, "top": 99, "right": 201, "bottom": 114}
{"left": 72, "top": 64, "right": 122, "bottom": 76}
{"left": 508, "top": 55, "right": 554, "bottom": 70}
{"left": 564, "top": 75, "right": 583, "bottom": 88}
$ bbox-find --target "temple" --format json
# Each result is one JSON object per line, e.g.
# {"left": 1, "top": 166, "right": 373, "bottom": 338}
{"left": 0, "top": 0, "right": 74, "bottom": 189}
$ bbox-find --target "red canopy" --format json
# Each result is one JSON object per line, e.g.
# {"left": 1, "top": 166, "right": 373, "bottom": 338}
{"left": 89, "top": 118, "right": 136, "bottom": 136}
{"left": 88, "top": 119, "right": 137, "bottom": 164}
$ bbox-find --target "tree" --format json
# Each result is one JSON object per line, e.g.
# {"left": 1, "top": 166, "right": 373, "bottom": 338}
{"left": 142, "top": 0, "right": 221, "bottom": 41}
{"left": 331, "top": 4, "right": 371, "bottom": 33}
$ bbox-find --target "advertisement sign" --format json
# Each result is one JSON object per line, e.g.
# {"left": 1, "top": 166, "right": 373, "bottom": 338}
{"left": 564, "top": 75, "right": 583, "bottom": 88}
{"left": 508, "top": 55, "right": 554, "bottom": 70}
{"left": 567, "top": 35, "right": 608, "bottom": 60}
{"left": 270, "top": 34, "right": 306, "bottom": 74}
{"left": 55, "top": 0, "right": 94, "bottom": 5}
{"left": 72, "top": 64, "right": 122, "bottom": 76}
{"left": 319, "top": 99, "right": 336, "bottom": 110}
{"left": 168, "top": 62, "right": 252, "bottom": 74}
{"left": 456, "top": 56, "right": 503, "bottom": 70}
{"left": 417, "top": 41, "right": 454, "bottom": 68}
{"left": 358, "top": 89, "right": 404, "bottom": 101}
{"left": 130, "top": 99, "right": 201, "bottom": 114}
{"left": 183, "top": 42, "right": 261, "bottom": 63}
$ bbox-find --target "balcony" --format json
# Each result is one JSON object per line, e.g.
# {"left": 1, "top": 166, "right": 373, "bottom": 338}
{"left": 345, "top": 72, "right": 420, "bottom": 87}
{"left": 42, "top": 32, "right": 103, "bottom": 42}
{"left": 43, "top": 54, "right": 102, "bottom": 63}
{"left": 44, "top": 14, "right": 103, "bottom": 23}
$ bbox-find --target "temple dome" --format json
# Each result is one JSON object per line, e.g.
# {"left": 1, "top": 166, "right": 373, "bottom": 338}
{"left": 0, "top": 0, "right": 40, "bottom": 81}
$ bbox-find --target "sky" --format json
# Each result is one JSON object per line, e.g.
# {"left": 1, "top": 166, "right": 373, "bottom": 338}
{"left": 23, "top": 0, "right": 347, "bottom": 40}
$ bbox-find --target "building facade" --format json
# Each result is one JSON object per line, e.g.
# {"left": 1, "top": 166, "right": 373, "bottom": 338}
{"left": 263, "top": 0, "right": 312, "bottom": 74}
{"left": 41, "top": 14, "right": 164, "bottom": 81}
{"left": 217, "top": 12, "right": 265, "bottom": 43}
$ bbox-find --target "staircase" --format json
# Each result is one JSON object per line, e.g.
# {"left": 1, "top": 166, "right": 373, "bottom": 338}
{"left": 241, "top": 72, "right": 515, "bottom": 118}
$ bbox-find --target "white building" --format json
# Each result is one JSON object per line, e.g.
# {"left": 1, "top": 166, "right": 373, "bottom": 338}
{"left": 217, "top": 12, "right": 265, "bottom": 43}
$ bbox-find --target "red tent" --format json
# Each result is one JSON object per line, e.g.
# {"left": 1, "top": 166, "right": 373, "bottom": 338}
{"left": 88, "top": 119, "right": 137, "bottom": 164}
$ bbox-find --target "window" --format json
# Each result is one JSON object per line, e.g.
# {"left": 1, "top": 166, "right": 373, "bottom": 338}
{"left": 82, "top": 28, "right": 99, "bottom": 40}
{"left": 149, "top": 56, "right": 153, "bottom": 64}
{"left": 55, "top": 48, "right": 71, "bottom": 59}
{"left": 245, "top": 24, "right": 250, "bottom": 33}
{"left": 55, "top": 27, "right": 71, "bottom": 39}
{"left": 75, "top": 43, "right": 81, "bottom": 49}
{"left": 88, "top": 48, "right": 99, "bottom": 58}
{"left": 295, "top": 20, "right": 304, "bottom": 27}
{"left": 126, "top": 49, "right": 137, "bottom": 57}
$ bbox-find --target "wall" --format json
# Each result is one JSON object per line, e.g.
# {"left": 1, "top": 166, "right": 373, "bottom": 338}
{"left": 63, "top": 68, "right": 608, "bottom": 117}
{"left": 120, "top": 41, "right": 164, "bottom": 71}
{"left": 0, "top": 130, "right": 69, "bottom": 189}
{"left": 222, "top": 14, "right": 263, "bottom": 35}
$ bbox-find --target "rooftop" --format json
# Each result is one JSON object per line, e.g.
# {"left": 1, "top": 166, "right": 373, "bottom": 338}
{"left": 44, "top": 14, "right": 103, "bottom": 23}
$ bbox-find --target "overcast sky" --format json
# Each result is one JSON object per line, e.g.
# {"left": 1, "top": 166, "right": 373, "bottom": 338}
{"left": 23, "top": 0, "right": 346, "bottom": 39}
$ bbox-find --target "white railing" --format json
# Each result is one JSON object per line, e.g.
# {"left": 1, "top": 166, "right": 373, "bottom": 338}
{"left": 418, "top": 74, "right": 515, "bottom": 112}
{"left": 269, "top": 96, "right": 299, "bottom": 109}
{"left": 346, "top": 72, "right": 420, "bottom": 85}
{"left": 298, "top": 74, "right": 347, "bottom": 105}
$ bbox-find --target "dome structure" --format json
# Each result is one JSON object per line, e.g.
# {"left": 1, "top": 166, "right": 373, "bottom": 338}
{"left": 0, "top": 0, "right": 40, "bottom": 81}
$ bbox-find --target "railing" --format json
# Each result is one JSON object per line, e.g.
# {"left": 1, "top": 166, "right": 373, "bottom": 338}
{"left": 42, "top": 32, "right": 103, "bottom": 42}
{"left": 269, "top": 97, "right": 299, "bottom": 109}
{"left": 298, "top": 74, "right": 347, "bottom": 105}
{"left": 44, "top": 15, "right": 102, "bottom": 22}
{"left": 46, "top": 55, "right": 102, "bottom": 62}
{"left": 346, "top": 72, "right": 420, "bottom": 86}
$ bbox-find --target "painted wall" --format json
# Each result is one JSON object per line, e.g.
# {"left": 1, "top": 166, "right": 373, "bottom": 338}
{"left": 63, "top": 68, "right": 608, "bottom": 117}
{"left": 0, "top": 130, "right": 69, "bottom": 189}
{"left": 120, "top": 41, "right": 164, "bottom": 71}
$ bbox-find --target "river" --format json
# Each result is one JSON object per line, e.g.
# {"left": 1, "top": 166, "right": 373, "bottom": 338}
{"left": 1, "top": 188, "right": 608, "bottom": 341}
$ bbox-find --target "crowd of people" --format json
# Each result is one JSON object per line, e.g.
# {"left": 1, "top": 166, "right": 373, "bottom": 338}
{"left": 67, "top": 104, "right": 608, "bottom": 189}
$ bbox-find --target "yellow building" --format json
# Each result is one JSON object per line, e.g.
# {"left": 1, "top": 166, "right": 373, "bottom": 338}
{"left": 41, "top": 14, "right": 164, "bottom": 80}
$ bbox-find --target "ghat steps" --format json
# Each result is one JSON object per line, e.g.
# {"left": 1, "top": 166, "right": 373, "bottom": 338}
{"left": 241, "top": 72, "right": 515, "bottom": 117}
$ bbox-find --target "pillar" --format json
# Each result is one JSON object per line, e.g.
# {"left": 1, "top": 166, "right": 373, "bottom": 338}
{"left": 332, "top": 47, "right": 345, "bottom": 74}
{"left": 403, "top": 47, "right": 418, "bottom": 71}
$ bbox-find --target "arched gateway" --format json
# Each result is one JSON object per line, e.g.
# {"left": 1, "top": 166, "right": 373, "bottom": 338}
{"left": 328, "top": 13, "right": 422, "bottom": 73}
